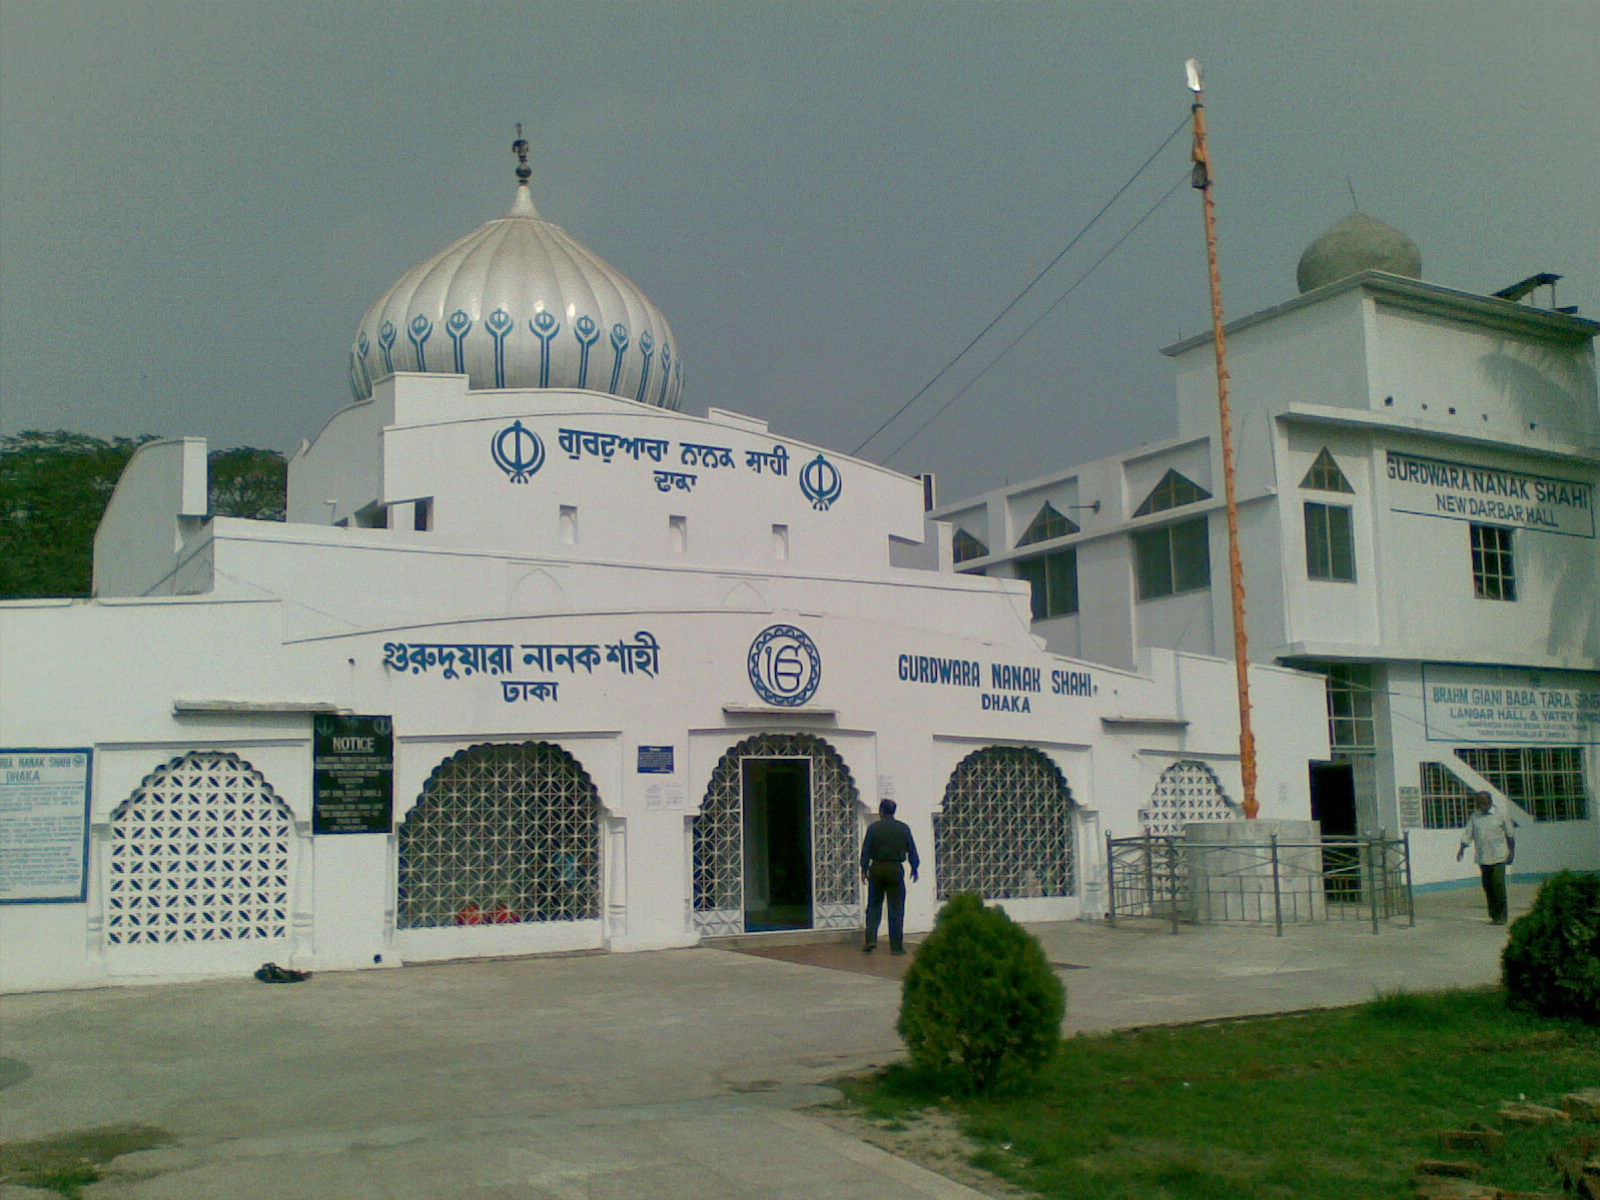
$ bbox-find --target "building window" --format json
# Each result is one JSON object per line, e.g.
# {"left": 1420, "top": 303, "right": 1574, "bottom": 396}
{"left": 1134, "top": 517, "right": 1210, "bottom": 599}
{"left": 935, "top": 746, "right": 1075, "bottom": 900}
{"left": 1455, "top": 746, "right": 1589, "bottom": 822}
{"left": 952, "top": 528, "right": 989, "bottom": 563}
{"left": 1419, "top": 762, "right": 1476, "bottom": 829}
{"left": 1017, "top": 502, "right": 1079, "bottom": 547}
{"left": 1304, "top": 502, "right": 1356, "bottom": 581}
{"left": 1324, "top": 663, "right": 1376, "bottom": 751}
{"left": 1015, "top": 549, "right": 1078, "bottom": 618}
{"left": 1133, "top": 469, "right": 1211, "bottom": 516}
{"left": 1301, "top": 448, "right": 1354, "bottom": 493}
{"left": 1470, "top": 524, "right": 1515, "bottom": 601}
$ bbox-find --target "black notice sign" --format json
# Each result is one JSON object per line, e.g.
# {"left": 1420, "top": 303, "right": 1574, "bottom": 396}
{"left": 313, "top": 714, "right": 394, "bottom": 834}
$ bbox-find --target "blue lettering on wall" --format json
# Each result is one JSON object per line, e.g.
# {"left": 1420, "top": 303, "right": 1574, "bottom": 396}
{"left": 896, "top": 652, "right": 1097, "bottom": 704}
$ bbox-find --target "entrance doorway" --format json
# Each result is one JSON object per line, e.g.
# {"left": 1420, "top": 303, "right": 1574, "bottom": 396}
{"left": 741, "top": 759, "right": 812, "bottom": 931}
{"left": 1309, "top": 761, "right": 1357, "bottom": 836}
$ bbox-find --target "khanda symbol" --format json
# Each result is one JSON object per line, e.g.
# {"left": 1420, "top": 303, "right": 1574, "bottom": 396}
{"left": 799, "top": 453, "right": 842, "bottom": 511}
{"left": 491, "top": 420, "right": 545, "bottom": 484}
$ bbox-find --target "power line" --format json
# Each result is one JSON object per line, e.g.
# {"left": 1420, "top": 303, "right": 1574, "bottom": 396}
{"left": 852, "top": 115, "right": 1190, "bottom": 456}
{"left": 877, "top": 170, "right": 1191, "bottom": 466}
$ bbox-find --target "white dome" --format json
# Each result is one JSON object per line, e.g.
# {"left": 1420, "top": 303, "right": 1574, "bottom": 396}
{"left": 349, "top": 184, "right": 683, "bottom": 408}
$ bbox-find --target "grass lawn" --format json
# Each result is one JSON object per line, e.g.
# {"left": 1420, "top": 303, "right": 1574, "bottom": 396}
{"left": 837, "top": 988, "right": 1599, "bottom": 1200}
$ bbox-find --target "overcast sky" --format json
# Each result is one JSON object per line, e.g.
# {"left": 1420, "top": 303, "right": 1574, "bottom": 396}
{"left": 3, "top": 0, "right": 1596, "bottom": 501}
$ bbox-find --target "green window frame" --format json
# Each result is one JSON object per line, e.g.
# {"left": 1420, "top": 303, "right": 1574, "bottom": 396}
{"left": 1133, "top": 517, "right": 1210, "bottom": 600}
{"left": 1015, "top": 549, "right": 1079, "bottom": 619}
{"left": 1304, "top": 501, "right": 1356, "bottom": 581}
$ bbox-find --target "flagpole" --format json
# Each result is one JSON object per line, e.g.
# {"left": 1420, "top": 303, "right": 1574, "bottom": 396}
{"left": 1186, "top": 59, "right": 1259, "bottom": 819}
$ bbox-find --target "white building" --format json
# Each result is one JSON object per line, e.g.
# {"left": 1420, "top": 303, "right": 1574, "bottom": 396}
{"left": 934, "top": 214, "right": 1600, "bottom": 887}
{"left": 0, "top": 160, "right": 1327, "bottom": 992}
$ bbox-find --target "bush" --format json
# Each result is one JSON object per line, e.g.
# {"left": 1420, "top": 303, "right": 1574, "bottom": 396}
{"left": 1502, "top": 871, "right": 1600, "bottom": 1024}
{"left": 896, "top": 893, "right": 1065, "bottom": 1092}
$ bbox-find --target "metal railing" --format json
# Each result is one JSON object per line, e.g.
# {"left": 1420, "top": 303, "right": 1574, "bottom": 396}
{"left": 1106, "top": 831, "right": 1414, "bottom": 935}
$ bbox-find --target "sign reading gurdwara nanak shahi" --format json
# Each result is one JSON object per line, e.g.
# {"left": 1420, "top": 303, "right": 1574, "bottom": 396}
{"left": 0, "top": 749, "right": 92, "bottom": 903}
{"left": 1385, "top": 450, "right": 1595, "bottom": 538}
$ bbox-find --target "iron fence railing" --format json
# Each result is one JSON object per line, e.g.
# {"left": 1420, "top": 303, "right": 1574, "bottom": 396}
{"left": 1106, "top": 831, "right": 1414, "bottom": 935}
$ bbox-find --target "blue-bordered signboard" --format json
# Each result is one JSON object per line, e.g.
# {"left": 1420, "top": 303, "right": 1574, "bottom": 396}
{"left": 0, "top": 748, "right": 92, "bottom": 904}
{"left": 637, "top": 745, "right": 675, "bottom": 774}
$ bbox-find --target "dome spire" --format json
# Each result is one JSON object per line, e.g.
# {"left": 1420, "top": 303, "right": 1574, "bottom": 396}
{"left": 513, "top": 123, "right": 532, "bottom": 185}
{"left": 507, "top": 124, "right": 539, "bottom": 218}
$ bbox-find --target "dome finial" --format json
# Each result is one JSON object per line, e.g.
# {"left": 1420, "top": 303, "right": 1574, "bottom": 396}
{"left": 513, "top": 123, "right": 532, "bottom": 185}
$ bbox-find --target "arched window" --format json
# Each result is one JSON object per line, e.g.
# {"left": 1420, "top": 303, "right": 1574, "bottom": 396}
{"left": 107, "top": 751, "right": 294, "bottom": 945}
{"left": 936, "top": 747, "right": 1075, "bottom": 900}
{"left": 398, "top": 742, "right": 601, "bottom": 928}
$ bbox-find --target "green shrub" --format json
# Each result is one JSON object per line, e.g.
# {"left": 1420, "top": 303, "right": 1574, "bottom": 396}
{"left": 896, "top": 893, "right": 1065, "bottom": 1092}
{"left": 1502, "top": 871, "right": 1600, "bottom": 1025}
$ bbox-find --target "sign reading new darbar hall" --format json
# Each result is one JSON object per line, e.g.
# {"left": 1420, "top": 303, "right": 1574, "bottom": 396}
{"left": 313, "top": 714, "right": 394, "bottom": 834}
{"left": 1385, "top": 450, "right": 1595, "bottom": 538}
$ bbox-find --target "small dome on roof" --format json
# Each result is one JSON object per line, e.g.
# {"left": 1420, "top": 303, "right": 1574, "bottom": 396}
{"left": 1296, "top": 212, "right": 1422, "bottom": 293}
{"left": 348, "top": 144, "right": 683, "bottom": 408}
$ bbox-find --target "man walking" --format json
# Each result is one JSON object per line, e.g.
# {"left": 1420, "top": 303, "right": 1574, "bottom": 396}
{"left": 861, "top": 798, "right": 919, "bottom": 954}
{"left": 1457, "top": 791, "right": 1518, "bottom": 924}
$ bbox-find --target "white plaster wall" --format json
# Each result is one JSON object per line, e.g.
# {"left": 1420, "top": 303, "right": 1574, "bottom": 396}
{"left": 93, "top": 438, "right": 209, "bottom": 598}
{"left": 1368, "top": 307, "right": 1599, "bottom": 450}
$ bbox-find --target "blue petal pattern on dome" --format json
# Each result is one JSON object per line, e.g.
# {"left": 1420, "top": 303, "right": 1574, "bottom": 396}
{"left": 407, "top": 314, "right": 433, "bottom": 371}
{"left": 530, "top": 310, "right": 560, "bottom": 388}
{"left": 574, "top": 315, "right": 599, "bottom": 390}
{"left": 656, "top": 343, "right": 672, "bottom": 407}
{"left": 608, "top": 324, "right": 630, "bottom": 394}
{"left": 446, "top": 310, "right": 473, "bottom": 374}
{"left": 635, "top": 330, "right": 655, "bottom": 403}
{"left": 378, "top": 321, "right": 398, "bottom": 373}
{"left": 486, "top": 308, "right": 514, "bottom": 388}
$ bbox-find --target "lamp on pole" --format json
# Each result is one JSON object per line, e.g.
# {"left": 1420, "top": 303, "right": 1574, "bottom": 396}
{"left": 1186, "top": 58, "right": 1259, "bottom": 819}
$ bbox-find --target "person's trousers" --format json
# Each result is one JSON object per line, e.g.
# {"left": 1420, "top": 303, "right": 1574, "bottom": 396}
{"left": 1479, "top": 862, "right": 1508, "bottom": 923}
{"left": 864, "top": 861, "right": 906, "bottom": 950}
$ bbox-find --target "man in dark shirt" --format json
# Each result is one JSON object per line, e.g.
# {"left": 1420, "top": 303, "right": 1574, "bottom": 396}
{"left": 860, "top": 798, "right": 919, "bottom": 954}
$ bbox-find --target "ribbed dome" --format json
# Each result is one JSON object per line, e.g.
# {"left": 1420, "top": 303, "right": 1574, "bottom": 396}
{"left": 349, "top": 184, "right": 683, "bottom": 408}
{"left": 1296, "top": 212, "right": 1422, "bottom": 293}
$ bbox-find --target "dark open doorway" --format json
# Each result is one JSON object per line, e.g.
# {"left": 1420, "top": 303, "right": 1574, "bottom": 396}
{"left": 742, "top": 758, "right": 812, "bottom": 931}
{"left": 1309, "top": 761, "right": 1357, "bottom": 836}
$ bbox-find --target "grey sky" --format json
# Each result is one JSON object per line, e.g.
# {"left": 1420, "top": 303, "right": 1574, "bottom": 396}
{"left": 3, "top": 0, "right": 1596, "bottom": 502}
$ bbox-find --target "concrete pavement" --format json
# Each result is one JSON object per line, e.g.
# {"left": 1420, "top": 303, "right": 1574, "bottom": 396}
{"left": 0, "top": 884, "right": 1531, "bottom": 1199}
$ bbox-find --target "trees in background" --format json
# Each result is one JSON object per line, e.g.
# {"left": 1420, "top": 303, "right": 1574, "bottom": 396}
{"left": 0, "top": 432, "right": 285, "bottom": 599}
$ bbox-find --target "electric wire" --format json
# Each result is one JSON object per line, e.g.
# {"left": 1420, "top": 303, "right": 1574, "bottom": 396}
{"left": 851, "top": 115, "right": 1191, "bottom": 456}
{"left": 877, "top": 169, "right": 1191, "bottom": 465}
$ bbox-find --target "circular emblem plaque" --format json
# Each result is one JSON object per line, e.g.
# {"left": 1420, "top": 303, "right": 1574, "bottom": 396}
{"left": 747, "top": 624, "right": 822, "bottom": 707}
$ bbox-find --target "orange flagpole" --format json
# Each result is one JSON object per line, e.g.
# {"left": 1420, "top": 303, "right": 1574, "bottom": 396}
{"left": 1187, "top": 59, "right": 1258, "bottom": 819}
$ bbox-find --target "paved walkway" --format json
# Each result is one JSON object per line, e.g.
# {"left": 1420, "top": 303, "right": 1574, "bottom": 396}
{"left": 0, "top": 884, "right": 1530, "bottom": 1199}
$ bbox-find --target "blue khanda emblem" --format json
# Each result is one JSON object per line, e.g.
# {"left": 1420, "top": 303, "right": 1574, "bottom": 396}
{"left": 747, "top": 624, "right": 822, "bottom": 707}
{"left": 491, "top": 420, "right": 545, "bottom": 483}
{"left": 800, "top": 453, "right": 842, "bottom": 510}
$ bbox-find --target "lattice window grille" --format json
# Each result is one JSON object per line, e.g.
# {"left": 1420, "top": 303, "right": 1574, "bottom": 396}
{"left": 935, "top": 746, "right": 1075, "bottom": 901}
{"left": 1140, "top": 760, "right": 1237, "bottom": 836}
{"left": 397, "top": 742, "right": 602, "bottom": 928}
{"left": 1455, "top": 746, "right": 1590, "bottom": 823}
{"left": 692, "top": 733, "right": 861, "bottom": 936}
{"left": 106, "top": 751, "right": 293, "bottom": 945}
{"left": 1420, "top": 762, "right": 1476, "bottom": 829}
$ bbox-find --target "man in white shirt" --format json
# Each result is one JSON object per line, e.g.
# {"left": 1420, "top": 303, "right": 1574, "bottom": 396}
{"left": 1456, "top": 791, "right": 1518, "bottom": 924}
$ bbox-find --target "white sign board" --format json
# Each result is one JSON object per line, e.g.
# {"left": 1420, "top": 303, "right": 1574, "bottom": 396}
{"left": 0, "top": 749, "right": 92, "bottom": 903}
{"left": 1385, "top": 450, "right": 1595, "bottom": 538}
{"left": 1421, "top": 665, "right": 1600, "bottom": 745}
